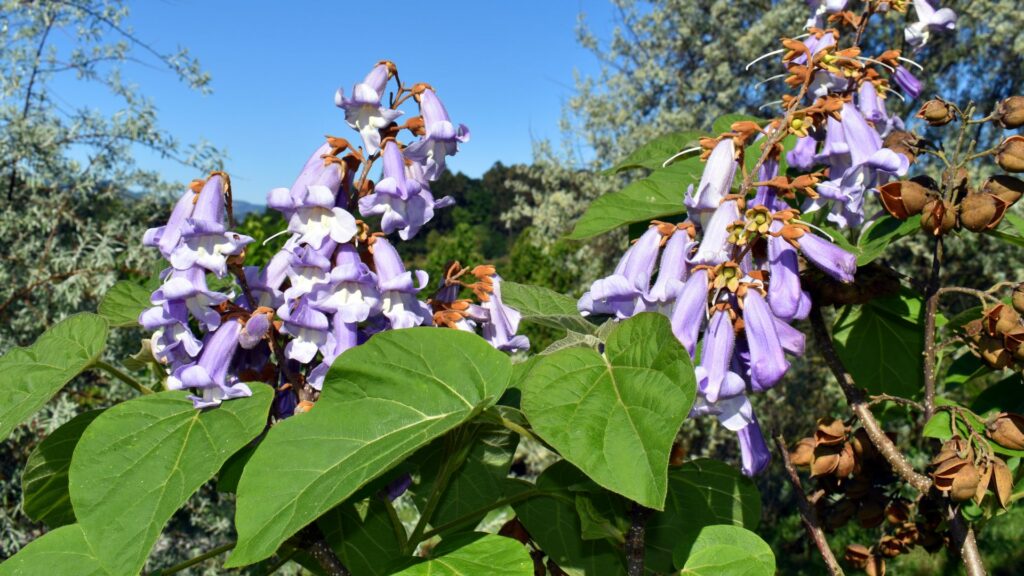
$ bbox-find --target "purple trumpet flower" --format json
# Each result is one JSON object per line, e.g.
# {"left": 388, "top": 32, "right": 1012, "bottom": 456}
{"left": 737, "top": 417, "right": 771, "bottom": 476}
{"left": 403, "top": 89, "right": 470, "bottom": 181}
{"left": 336, "top": 64, "right": 403, "bottom": 155}
{"left": 283, "top": 242, "right": 335, "bottom": 301}
{"left": 307, "top": 319, "right": 360, "bottom": 391}
{"left": 239, "top": 312, "right": 272, "bottom": 350}
{"left": 241, "top": 250, "right": 290, "bottom": 310}
{"left": 141, "top": 300, "right": 203, "bottom": 365}
{"left": 358, "top": 141, "right": 454, "bottom": 240}
{"left": 742, "top": 289, "right": 789, "bottom": 392}
{"left": 695, "top": 309, "right": 746, "bottom": 403}
{"left": 267, "top": 143, "right": 345, "bottom": 218}
{"left": 642, "top": 228, "right": 693, "bottom": 312}
{"left": 905, "top": 0, "right": 957, "bottom": 50}
{"left": 372, "top": 238, "right": 433, "bottom": 329}
{"left": 685, "top": 139, "right": 737, "bottom": 223}
{"left": 285, "top": 183, "right": 357, "bottom": 250}
{"left": 278, "top": 296, "right": 330, "bottom": 363}
{"left": 480, "top": 274, "right": 530, "bottom": 353}
{"left": 578, "top": 226, "right": 662, "bottom": 319}
{"left": 167, "top": 319, "right": 252, "bottom": 409}
{"left": 669, "top": 269, "right": 709, "bottom": 356}
{"left": 144, "top": 185, "right": 196, "bottom": 259}
{"left": 690, "top": 199, "right": 740, "bottom": 266}
{"left": 893, "top": 66, "right": 923, "bottom": 99}
{"left": 840, "top": 101, "right": 882, "bottom": 167}
{"left": 766, "top": 221, "right": 803, "bottom": 321}
{"left": 169, "top": 220, "right": 253, "bottom": 278}
{"left": 149, "top": 267, "right": 229, "bottom": 331}
{"left": 787, "top": 135, "right": 818, "bottom": 172}
{"left": 789, "top": 227, "right": 856, "bottom": 282}
{"left": 311, "top": 243, "right": 382, "bottom": 323}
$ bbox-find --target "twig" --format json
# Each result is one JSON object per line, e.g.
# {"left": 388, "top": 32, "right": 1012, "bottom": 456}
{"left": 922, "top": 237, "right": 943, "bottom": 421}
{"left": 867, "top": 393, "right": 924, "bottom": 412}
{"left": 948, "top": 506, "right": 987, "bottom": 576}
{"left": 809, "top": 306, "right": 933, "bottom": 493}
{"left": 147, "top": 541, "right": 234, "bottom": 575}
{"left": 625, "top": 502, "right": 652, "bottom": 576}
{"left": 773, "top": 435, "right": 844, "bottom": 576}
{"left": 301, "top": 526, "right": 350, "bottom": 576}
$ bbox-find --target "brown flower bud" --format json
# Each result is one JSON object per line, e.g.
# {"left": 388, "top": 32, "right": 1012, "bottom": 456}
{"left": 997, "top": 135, "right": 1024, "bottom": 173}
{"left": 959, "top": 193, "right": 1009, "bottom": 232}
{"left": 920, "top": 198, "right": 957, "bottom": 236}
{"left": 845, "top": 544, "right": 871, "bottom": 568}
{"left": 790, "top": 437, "right": 815, "bottom": 466}
{"left": 917, "top": 99, "right": 955, "bottom": 126}
{"left": 995, "top": 95, "right": 1024, "bottom": 129}
{"left": 1014, "top": 283, "right": 1024, "bottom": 315}
{"left": 982, "top": 175, "right": 1024, "bottom": 206}
{"left": 987, "top": 412, "right": 1024, "bottom": 450}
{"left": 857, "top": 496, "right": 886, "bottom": 528}
{"left": 815, "top": 417, "right": 847, "bottom": 446}
{"left": 878, "top": 535, "right": 908, "bottom": 558}
{"left": 984, "top": 303, "right": 1021, "bottom": 336}
{"left": 885, "top": 499, "right": 912, "bottom": 525}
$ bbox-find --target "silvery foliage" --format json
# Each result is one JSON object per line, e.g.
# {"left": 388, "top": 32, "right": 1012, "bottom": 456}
{"left": 0, "top": 0, "right": 223, "bottom": 563}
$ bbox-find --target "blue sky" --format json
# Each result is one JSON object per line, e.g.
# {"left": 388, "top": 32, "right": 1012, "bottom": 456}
{"left": 53, "top": 1, "right": 618, "bottom": 203}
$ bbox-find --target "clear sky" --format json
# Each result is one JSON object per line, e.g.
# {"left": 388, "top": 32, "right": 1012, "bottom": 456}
{"left": 55, "top": 1, "right": 618, "bottom": 203}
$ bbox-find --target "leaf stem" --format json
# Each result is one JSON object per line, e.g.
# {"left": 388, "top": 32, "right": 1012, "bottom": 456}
{"left": 383, "top": 497, "right": 409, "bottom": 552}
{"left": 94, "top": 359, "right": 154, "bottom": 395}
{"left": 405, "top": 428, "right": 471, "bottom": 552}
{"left": 148, "top": 541, "right": 234, "bottom": 575}
{"left": 419, "top": 488, "right": 544, "bottom": 541}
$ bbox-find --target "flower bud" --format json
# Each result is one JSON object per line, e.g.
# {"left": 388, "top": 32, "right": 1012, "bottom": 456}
{"left": 981, "top": 175, "right": 1024, "bottom": 206}
{"left": 1013, "top": 283, "right": 1024, "bottom": 314}
{"left": 920, "top": 198, "right": 957, "bottom": 236}
{"left": 916, "top": 99, "right": 955, "bottom": 126}
{"left": 997, "top": 135, "right": 1024, "bottom": 173}
{"left": 958, "top": 192, "right": 1008, "bottom": 232}
{"left": 987, "top": 412, "right": 1024, "bottom": 450}
{"left": 995, "top": 95, "right": 1024, "bottom": 129}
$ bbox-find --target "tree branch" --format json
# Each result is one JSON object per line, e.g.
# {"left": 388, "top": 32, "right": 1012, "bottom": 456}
{"left": 948, "top": 506, "right": 987, "bottom": 576}
{"left": 808, "top": 306, "right": 933, "bottom": 493}
{"left": 625, "top": 502, "right": 651, "bottom": 576}
{"left": 773, "top": 435, "right": 844, "bottom": 576}
{"left": 300, "top": 526, "right": 350, "bottom": 576}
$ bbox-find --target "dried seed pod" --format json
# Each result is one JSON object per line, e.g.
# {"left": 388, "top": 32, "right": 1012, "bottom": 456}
{"left": 851, "top": 427, "right": 879, "bottom": 464}
{"left": 883, "top": 130, "right": 920, "bottom": 163}
{"left": 983, "top": 303, "right": 1021, "bottom": 336}
{"left": 978, "top": 334, "right": 1014, "bottom": 369}
{"left": 879, "top": 180, "right": 935, "bottom": 219}
{"left": 997, "top": 135, "right": 1024, "bottom": 173}
{"left": 857, "top": 496, "right": 886, "bottom": 528}
{"left": 987, "top": 412, "right": 1024, "bottom": 450}
{"left": 835, "top": 442, "right": 857, "bottom": 478}
{"left": 959, "top": 192, "right": 1009, "bottom": 232}
{"left": 826, "top": 498, "right": 858, "bottom": 529}
{"left": 790, "top": 437, "right": 815, "bottom": 467}
{"left": 991, "top": 457, "right": 1013, "bottom": 508}
{"left": 982, "top": 174, "right": 1024, "bottom": 205}
{"left": 844, "top": 544, "right": 872, "bottom": 569}
{"left": 917, "top": 99, "right": 955, "bottom": 126}
{"left": 1014, "top": 283, "right": 1024, "bottom": 315}
{"left": 932, "top": 436, "right": 973, "bottom": 467}
{"left": 865, "top": 555, "right": 886, "bottom": 576}
{"left": 974, "top": 460, "right": 993, "bottom": 505}
{"left": 920, "top": 198, "right": 957, "bottom": 236}
{"left": 878, "top": 535, "right": 908, "bottom": 558}
{"left": 950, "top": 462, "right": 981, "bottom": 502}
{"left": 1003, "top": 327, "right": 1024, "bottom": 360}
{"left": 815, "top": 417, "right": 847, "bottom": 446}
{"left": 995, "top": 96, "right": 1024, "bottom": 129}
{"left": 846, "top": 473, "right": 873, "bottom": 500}
{"left": 885, "top": 499, "right": 912, "bottom": 524}
{"left": 812, "top": 444, "right": 842, "bottom": 477}
{"left": 894, "top": 522, "right": 920, "bottom": 546}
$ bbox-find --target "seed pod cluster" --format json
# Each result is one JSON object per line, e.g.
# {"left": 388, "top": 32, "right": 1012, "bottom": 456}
{"left": 928, "top": 434, "right": 1015, "bottom": 509}
{"left": 879, "top": 175, "right": 1022, "bottom": 236}
{"left": 962, "top": 293, "right": 1024, "bottom": 369}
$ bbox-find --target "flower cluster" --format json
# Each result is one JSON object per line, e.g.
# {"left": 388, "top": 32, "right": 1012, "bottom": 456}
{"left": 141, "top": 61, "right": 527, "bottom": 411}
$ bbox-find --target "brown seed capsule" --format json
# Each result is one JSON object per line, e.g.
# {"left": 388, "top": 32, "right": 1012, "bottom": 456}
{"left": 812, "top": 445, "right": 842, "bottom": 477}
{"left": 984, "top": 303, "right": 1021, "bottom": 336}
{"left": 865, "top": 555, "right": 886, "bottom": 576}
{"left": 857, "top": 496, "right": 886, "bottom": 528}
{"left": 917, "top": 99, "right": 955, "bottom": 126}
{"left": 974, "top": 460, "right": 993, "bottom": 504}
{"left": 1003, "top": 327, "right": 1024, "bottom": 360}
{"left": 826, "top": 498, "right": 858, "bottom": 529}
{"left": 815, "top": 417, "right": 847, "bottom": 446}
{"left": 835, "top": 442, "right": 857, "bottom": 478}
{"left": 995, "top": 95, "right": 1024, "bottom": 129}
{"left": 932, "top": 436, "right": 973, "bottom": 467}
{"left": 883, "top": 130, "right": 920, "bottom": 163}
{"left": 991, "top": 457, "right": 1013, "bottom": 508}
{"left": 879, "top": 180, "right": 936, "bottom": 219}
{"left": 851, "top": 427, "right": 879, "bottom": 464}
{"left": 790, "top": 437, "right": 815, "bottom": 467}
{"left": 878, "top": 535, "right": 908, "bottom": 558}
{"left": 1014, "top": 283, "right": 1024, "bottom": 315}
{"left": 982, "top": 174, "right": 1024, "bottom": 205}
{"left": 997, "top": 135, "right": 1024, "bottom": 173}
{"left": 979, "top": 334, "right": 1014, "bottom": 369}
{"left": 885, "top": 499, "right": 912, "bottom": 525}
{"left": 987, "top": 412, "right": 1024, "bottom": 450}
{"left": 920, "top": 198, "right": 957, "bottom": 236}
{"left": 950, "top": 462, "right": 982, "bottom": 502}
{"left": 894, "top": 522, "right": 920, "bottom": 546}
{"left": 845, "top": 544, "right": 871, "bottom": 569}
{"left": 959, "top": 192, "right": 1009, "bottom": 232}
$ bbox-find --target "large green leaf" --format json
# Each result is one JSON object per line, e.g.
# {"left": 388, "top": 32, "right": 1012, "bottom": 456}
{"left": 0, "top": 313, "right": 109, "bottom": 440}
{"left": 415, "top": 425, "right": 518, "bottom": 534}
{"left": 522, "top": 313, "right": 696, "bottom": 509}
{"left": 389, "top": 534, "right": 532, "bottom": 575}
{"left": 228, "top": 328, "right": 513, "bottom": 567}
{"left": 319, "top": 499, "right": 404, "bottom": 576}
{"left": 500, "top": 281, "right": 596, "bottom": 335}
{"left": 97, "top": 280, "right": 151, "bottom": 328}
{"left": 68, "top": 387, "right": 272, "bottom": 574}
{"left": 568, "top": 160, "right": 700, "bottom": 240}
{"left": 512, "top": 463, "right": 626, "bottom": 576}
{"left": 832, "top": 294, "right": 924, "bottom": 397}
{"left": 605, "top": 131, "right": 705, "bottom": 174}
{"left": 21, "top": 409, "right": 104, "bottom": 528}
{"left": 0, "top": 524, "right": 107, "bottom": 576}
{"left": 645, "top": 459, "right": 762, "bottom": 573}
{"left": 856, "top": 215, "right": 921, "bottom": 265}
{"left": 673, "top": 525, "right": 775, "bottom": 575}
